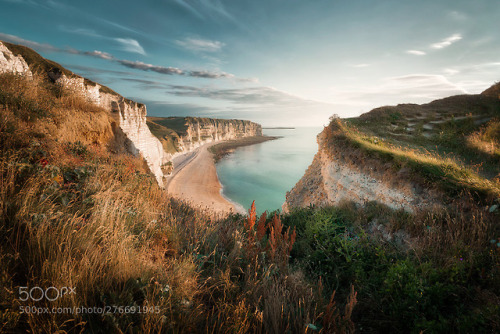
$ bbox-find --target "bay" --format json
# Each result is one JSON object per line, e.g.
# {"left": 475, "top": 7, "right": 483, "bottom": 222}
{"left": 216, "top": 127, "right": 322, "bottom": 213}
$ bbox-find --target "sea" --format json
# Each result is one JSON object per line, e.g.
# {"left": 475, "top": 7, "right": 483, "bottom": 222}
{"left": 216, "top": 127, "right": 322, "bottom": 214}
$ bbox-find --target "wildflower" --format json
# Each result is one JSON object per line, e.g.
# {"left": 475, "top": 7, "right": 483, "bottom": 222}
{"left": 39, "top": 158, "right": 48, "bottom": 168}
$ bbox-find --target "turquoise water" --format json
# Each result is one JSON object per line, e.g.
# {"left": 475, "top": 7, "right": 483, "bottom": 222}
{"left": 216, "top": 127, "right": 321, "bottom": 213}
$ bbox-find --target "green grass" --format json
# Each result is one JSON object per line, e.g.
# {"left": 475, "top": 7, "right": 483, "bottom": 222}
{"left": 148, "top": 116, "right": 189, "bottom": 135}
{"left": 337, "top": 101, "right": 500, "bottom": 202}
{"left": 146, "top": 118, "right": 180, "bottom": 153}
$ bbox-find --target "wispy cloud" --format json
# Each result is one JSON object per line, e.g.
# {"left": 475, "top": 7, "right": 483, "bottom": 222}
{"left": 115, "top": 59, "right": 236, "bottom": 78}
{"left": 0, "top": 32, "right": 59, "bottom": 52}
{"left": 446, "top": 62, "right": 500, "bottom": 77}
{"left": 329, "top": 74, "right": 468, "bottom": 108}
{"left": 174, "top": 0, "right": 234, "bottom": 21}
{"left": 121, "top": 78, "right": 168, "bottom": 91}
{"left": 351, "top": 63, "right": 370, "bottom": 68}
{"left": 0, "top": 33, "right": 242, "bottom": 80}
{"left": 47, "top": 1, "right": 142, "bottom": 35}
{"left": 431, "top": 33, "right": 462, "bottom": 49}
{"left": 175, "top": 37, "right": 225, "bottom": 53}
{"left": 116, "top": 59, "right": 183, "bottom": 75}
{"left": 114, "top": 38, "right": 146, "bottom": 55}
{"left": 167, "top": 85, "right": 330, "bottom": 107}
{"left": 406, "top": 50, "right": 426, "bottom": 56}
{"left": 82, "top": 50, "right": 114, "bottom": 60}
{"left": 59, "top": 26, "right": 104, "bottom": 38}
{"left": 60, "top": 26, "right": 146, "bottom": 56}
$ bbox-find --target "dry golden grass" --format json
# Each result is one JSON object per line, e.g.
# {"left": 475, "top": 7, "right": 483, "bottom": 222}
{"left": 467, "top": 119, "right": 500, "bottom": 157}
{"left": 1, "top": 72, "right": 353, "bottom": 333}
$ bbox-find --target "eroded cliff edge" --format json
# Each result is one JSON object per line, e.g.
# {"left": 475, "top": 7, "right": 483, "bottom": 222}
{"left": 284, "top": 86, "right": 500, "bottom": 213}
{"left": 1, "top": 41, "right": 169, "bottom": 187}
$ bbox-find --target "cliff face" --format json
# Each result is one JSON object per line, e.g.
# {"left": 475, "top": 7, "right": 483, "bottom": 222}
{"left": 0, "top": 42, "right": 31, "bottom": 75}
{"left": 0, "top": 41, "right": 169, "bottom": 187}
{"left": 147, "top": 116, "right": 262, "bottom": 161}
{"left": 285, "top": 86, "right": 500, "bottom": 213}
{"left": 283, "top": 129, "right": 435, "bottom": 213}
{"left": 176, "top": 118, "right": 262, "bottom": 151}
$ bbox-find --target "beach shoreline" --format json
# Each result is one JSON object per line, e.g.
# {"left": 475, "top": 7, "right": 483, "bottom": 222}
{"left": 166, "top": 137, "right": 268, "bottom": 216}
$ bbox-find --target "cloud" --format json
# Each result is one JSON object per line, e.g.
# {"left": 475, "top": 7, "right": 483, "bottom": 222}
{"left": 175, "top": 37, "right": 225, "bottom": 52}
{"left": 431, "top": 33, "right": 462, "bottom": 49}
{"left": 60, "top": 26, "right": 146, "bottom": 55}
{"left": 59, "top": 26, "right": 103, "bottom": 38}
{"left": 328, "top": 74, "right": 468, "bottom": 110}
{"left": 189, "top": 70, "right": 233, "bottom": 79}
{"left": 162, "top": 85, "right": 338, "bottom": 126}
{"left": 83, "top": 50, "right": 114, "bottom": 60}
{"left": 174, "top": 0, "right": 234, "bottom": 21}
{"left": 351, "top": 63, "right": 370, "bottom": 68}
{"left": 60, "top": 64, "right": 134, "bottom": 76}
{"left": 114, "top": 38, "right": 146, "bottom": 55}
{"left": 115, "top": 59, "right": 237, "bottom": 79}
{"left": 406, "top": 50, "right": 426, "bottom": 56}
{"left": 0, "top": 32, "right": 59, "bottom": 52}
{"left": 167, "top": 85, "right": 331, "bottom": 107}
{"left": 121, "top": 78, "right": 168, "bottom": 90}
{"left": 117, "top": 59, "right": 184, "bottom": 75}
{"left": 0, "top": 33, "right": 242, "bottom": 80}
{"left": 133, "top": 99, "right": 218, "bottom": 117}
{"left": 443, "top": 68, "right": 459, "bottom": 75}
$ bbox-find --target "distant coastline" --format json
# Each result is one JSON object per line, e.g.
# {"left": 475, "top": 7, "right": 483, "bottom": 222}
{"left": 262, "top": 127, "right": 295, "bottom": 129}
{"left": 209, "top": 135, "right": 279, "bottom": 162}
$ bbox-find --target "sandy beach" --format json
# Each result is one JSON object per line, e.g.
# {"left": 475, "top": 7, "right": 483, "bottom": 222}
{"left": 166, "top": 142, "right": 245, "bottom": 216}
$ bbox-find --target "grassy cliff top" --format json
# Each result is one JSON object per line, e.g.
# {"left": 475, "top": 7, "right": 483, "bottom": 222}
{"left": 2, "top": 41, "right": 143, "bottom": 107}
{"left": 147, "top": 116, "right": 262, "bottom": 153}
{"left": 482, "top": 81, "right": 500, "bottom": 99}
{"left": 329, "top": 86, "right": 500, "bottom": 202}
{"left": 148, "top": 116, "right": 257, "bottom": 136}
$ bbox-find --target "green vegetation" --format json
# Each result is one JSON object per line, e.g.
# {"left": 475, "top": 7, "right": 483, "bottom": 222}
{"left": 283, "top": 201, "right": 499, "bottom": 333}
{"left": 337, "top": 100, "right": 500, "bottom": 202}
{"left": 1, "top": 49, "right": 499, "bottom": 332}
{"left": 148, "top": 116, "right": 190, "bottom": 136}
{"left": 146, "top": 118, "right": 181, "bottom": 153}
{"left": 346, "top": 95, "right": 500, "bottom": 179}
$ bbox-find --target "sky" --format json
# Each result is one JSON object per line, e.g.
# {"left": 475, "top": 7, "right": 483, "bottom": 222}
{"left": 0, "top": 0, "right": 499, "bottom": 126}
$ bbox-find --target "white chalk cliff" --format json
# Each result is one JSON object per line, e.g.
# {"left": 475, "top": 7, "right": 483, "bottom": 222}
{"left": 0, "top": 41, "right": 168, "bottom": 187}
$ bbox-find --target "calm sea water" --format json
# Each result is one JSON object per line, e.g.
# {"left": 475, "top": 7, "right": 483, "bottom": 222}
{"left": 216, "top": 127, "right": 322, "bottom": 213}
